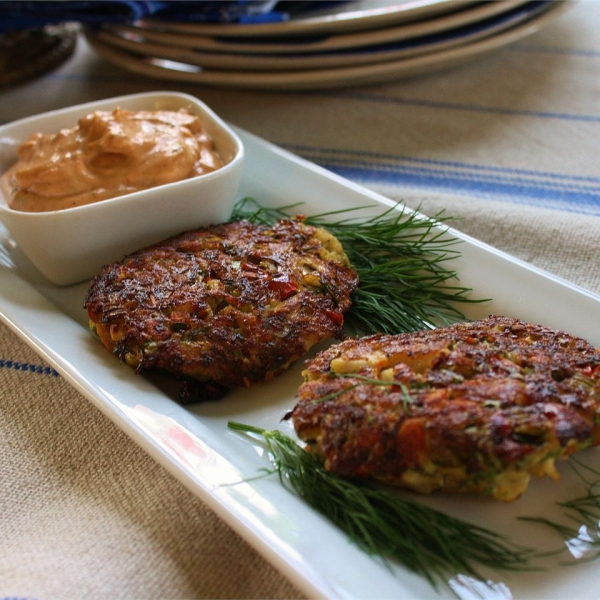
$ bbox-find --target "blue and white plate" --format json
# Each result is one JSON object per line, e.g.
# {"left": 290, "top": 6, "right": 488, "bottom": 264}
{"left": 100, "top": 0, "right": 529, "bottom": 56}
{"left": 84, "top": 1, "right": 570, "bottom": 90}
{"left": 89, "top": 1, "right": 556, "bottom": 72}
{"left": 139, "top": 0, "right": 476, "bottom": 38}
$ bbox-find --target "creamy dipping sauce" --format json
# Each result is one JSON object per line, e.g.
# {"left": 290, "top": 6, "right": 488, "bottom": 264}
{"left": 0, "top": 108, "right": 224, "bottom": 212}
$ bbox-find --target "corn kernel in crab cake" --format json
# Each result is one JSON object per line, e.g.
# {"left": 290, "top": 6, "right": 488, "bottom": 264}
{"left": 291, "top": 315, "right": 600, "bottom": 501}
{"left": 84, "top": 218, "right": 359, "bottom": 402}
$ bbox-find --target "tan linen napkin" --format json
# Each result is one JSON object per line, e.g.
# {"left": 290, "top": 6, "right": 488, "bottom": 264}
{"left": 0, "top": 323, "right": 306, "bottom": 599}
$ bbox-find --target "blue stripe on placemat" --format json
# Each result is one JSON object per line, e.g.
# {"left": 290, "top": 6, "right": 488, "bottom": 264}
{"left": 0, "top": 359, "right": 59, "bottom": 377}
{"left": 285, "top": 145, "right": 600, "bottom": 216}
{"left": 333, "top": 92, "right": 600, "bottom": 124}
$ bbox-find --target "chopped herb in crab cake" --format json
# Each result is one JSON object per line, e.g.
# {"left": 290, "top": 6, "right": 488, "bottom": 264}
{"left": 291, "top": 315, "right": 600, "bottom": 501}
{"left": 84, "top": 218, "right": 358, "bottom": 402}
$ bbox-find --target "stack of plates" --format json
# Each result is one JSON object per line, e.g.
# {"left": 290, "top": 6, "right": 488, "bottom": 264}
{"left": 84, "top": 0, "right": 570, "bottom": 90}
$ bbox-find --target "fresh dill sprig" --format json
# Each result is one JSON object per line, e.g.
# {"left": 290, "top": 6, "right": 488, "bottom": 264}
{"left": 227, "top": 421, "right": 534, "bottom": 588}
{"left": 231, "top": 197, "right": 485, "bottom": 334}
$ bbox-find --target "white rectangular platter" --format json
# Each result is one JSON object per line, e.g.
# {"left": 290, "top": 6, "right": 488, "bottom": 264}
{"left": 1, "top": 127, "right": 600, "bottom": 599}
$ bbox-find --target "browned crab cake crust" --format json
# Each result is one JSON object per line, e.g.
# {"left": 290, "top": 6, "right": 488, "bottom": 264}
{"left": 291, "top": 315, "right": 600, "bottom": 501}
{"left": 84, "top": 218, "right": 358, "bottom": 398}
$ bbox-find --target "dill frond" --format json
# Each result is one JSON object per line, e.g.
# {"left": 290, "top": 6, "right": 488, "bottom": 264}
{"left": 228, "top": 421, "right": 534, "bottom": 588}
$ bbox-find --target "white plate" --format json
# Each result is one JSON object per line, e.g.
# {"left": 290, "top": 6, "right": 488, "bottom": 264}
{"left": 90, "top": 0, "right": 543, "bottom": 72}
{"left": 107, "top": 0, "right": 527, "bottom": 56}
{"left": 2, "top": 127, "right": 600, "bottom": 600}
{"left": 85, "top": 2, "right": 569, "bottom": 90}
{"left": 140, "top": 0, "right": 475, "bottom": 38}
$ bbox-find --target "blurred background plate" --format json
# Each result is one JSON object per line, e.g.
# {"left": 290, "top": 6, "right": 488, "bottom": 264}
{"left": 84, "top": 1, "right": 569, "bottom": 90}
{"left": 87, "top": 1, "right": 552, "bottom": 72}
{"left": 138, "top": 0, "right": 476, "bottom": 37}
{"left": 99, "top": 0, "right": 531, "bottom": 57}
{"left": 0, "top": 23, "right": 77, "bottom": 87}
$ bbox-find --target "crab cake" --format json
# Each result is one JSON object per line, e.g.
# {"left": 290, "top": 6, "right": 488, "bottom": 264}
{"left": 291, "top": 315, "right": 600, "bottom": 501}
{"left": 84, "top": 218, "right": 358, "bottom": 401}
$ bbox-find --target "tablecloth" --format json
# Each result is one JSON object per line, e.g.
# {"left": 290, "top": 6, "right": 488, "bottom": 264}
{"left": 1, "top": 2, "right": 599, "bottom": 598}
